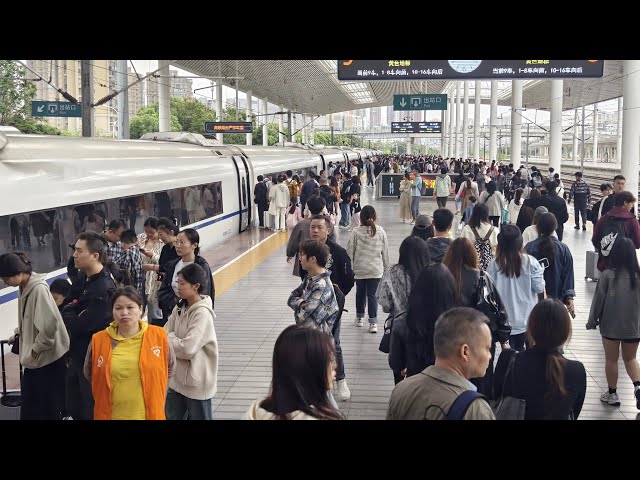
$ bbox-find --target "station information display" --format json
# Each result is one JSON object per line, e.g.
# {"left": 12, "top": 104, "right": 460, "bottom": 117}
{"left": 391, "top": 122, "right": 442, "bottom": 134}
{"left": 338, "top": 60, "right": 604, "bottom": 80}
{"left": 204, "top": 122, "right": 253, "bottom": 134}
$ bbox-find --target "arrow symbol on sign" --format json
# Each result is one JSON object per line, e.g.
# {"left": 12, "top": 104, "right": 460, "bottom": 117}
{"left": 410, "top": 97, "right": 421, "bottom": 108}
{"left": 48, "top": 105, "right": 58, "bottom": 114}
{"left": 37, "top": 105, "right": 44, "bottom": 113}
{"left": 399, "top": 98, "right": 407, "bottom": 107}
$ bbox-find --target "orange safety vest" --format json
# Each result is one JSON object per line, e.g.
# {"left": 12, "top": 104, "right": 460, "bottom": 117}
{"left": 91, "top": 326, "right": 169, "bottom": 420}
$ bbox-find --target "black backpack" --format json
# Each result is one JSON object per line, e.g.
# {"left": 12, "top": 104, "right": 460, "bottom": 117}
{"left": 599, "top": 217, "right": 628, "bottom": 257}
{"left": 471, "top": 226, "right": 495, "bottom": 271}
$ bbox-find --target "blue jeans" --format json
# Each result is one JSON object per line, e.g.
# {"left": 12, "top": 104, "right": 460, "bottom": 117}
{"left": 332, "top": 311, "right": 345, "bottom": 381}
{"left": 165, "top": 387, "right": 213, "bottom": 420}
{"left": 356, "top": 278, "right": 381, "bottom": 323}
{"left": 339, "top": 203, "right": 351, "bottom": 226}
{"left": 411, "top": 196, "right": 420, "bottom": 220}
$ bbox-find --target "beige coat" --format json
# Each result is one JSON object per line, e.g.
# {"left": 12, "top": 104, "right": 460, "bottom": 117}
{"left": 398, "top": 179, "right": 412, "bottom": 221}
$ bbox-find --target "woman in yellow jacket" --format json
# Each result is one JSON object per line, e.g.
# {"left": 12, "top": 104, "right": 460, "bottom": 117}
{"left": 84, "top": 287, "right": 175, "bottom": 420}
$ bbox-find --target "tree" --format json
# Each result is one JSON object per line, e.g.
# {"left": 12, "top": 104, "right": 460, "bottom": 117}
{"left": 252, "top": 122, "right": 280, "bottom": 145}
{"left": 129, "top": 102, "right": 182, "bottom": 139}
{"left": 171, "top": 98, "right": 216, "bottom": 134}
{"left": 0, "top": 61, "right": 36, "bottom": 126}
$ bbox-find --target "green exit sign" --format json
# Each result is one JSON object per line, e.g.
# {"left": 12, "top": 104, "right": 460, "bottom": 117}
{"left": 393, "top": 94, "right": 447, "bottom": 111}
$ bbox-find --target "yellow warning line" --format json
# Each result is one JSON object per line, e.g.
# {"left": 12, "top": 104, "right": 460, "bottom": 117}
{"left": 213, "top": 232, "right": 290, "bottom": 297}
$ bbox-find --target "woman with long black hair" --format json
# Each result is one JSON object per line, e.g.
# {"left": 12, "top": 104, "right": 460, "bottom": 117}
{"left": 525, "top": 212, "right": 575, "bottom": 314}
{"left": 403, "top": 263, "right": 458, "bottom": 377}
{"left": 242, "top": 325, "right": 344, "bottom": 420}
{"left": 376, "top": 236, "right": 430, "bottom": 384}
{"left": 494, "top": 299, "right": 586, "bottom": 420}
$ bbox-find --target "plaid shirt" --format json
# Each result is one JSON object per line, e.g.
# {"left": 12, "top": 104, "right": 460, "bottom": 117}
{"left": 569, "top": 179, "right": 591, "bottom": 204}
{"left": 106, "top": 240, "right": 125, "bottom": 264}
{"left": 119, "top": 246, "right": 146, "bottom": 298}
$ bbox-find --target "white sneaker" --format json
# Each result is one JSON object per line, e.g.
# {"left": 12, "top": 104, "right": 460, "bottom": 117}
{"left": 410, "top": 220, "right": 415, "bottom": 225}
{"left": 601, "top": 391, "right": 621, "bottom": 406}
{"left": 355, "top": 318, "right": 364, "bottom": 327}
{"left": 336, "top": 379, "right": 351, "bottom": 401}
{"left": 369, "top": 323, "right": 378, "bottom": 333}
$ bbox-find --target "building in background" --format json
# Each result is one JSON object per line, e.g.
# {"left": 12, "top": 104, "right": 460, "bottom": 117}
{"left": 27, "top": 60, "right": 110, "bottom": 136}
{"left": 146, "top": 69, "right": 193, "bottom": 105}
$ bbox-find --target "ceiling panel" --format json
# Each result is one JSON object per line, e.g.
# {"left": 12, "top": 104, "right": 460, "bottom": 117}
{"left": 172, "top": 60, "right": 624, "bottom": 115}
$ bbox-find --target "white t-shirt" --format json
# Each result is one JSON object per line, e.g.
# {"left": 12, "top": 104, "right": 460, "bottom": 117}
{"left": 172, "top": 259, "right": 194, "bottom": 296}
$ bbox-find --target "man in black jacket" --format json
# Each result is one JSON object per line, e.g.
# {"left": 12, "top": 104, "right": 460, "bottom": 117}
{"left": 254, "top": 175, "right": 269, "bottom": 228}
{"left": 539, "top": 181, "right": 569, "bottom": 241}
{"left": 63, "top": 232, "right": 116, "bottom": 420}
{"left": 310, "top": 215, "right": 354, "bottom": 401}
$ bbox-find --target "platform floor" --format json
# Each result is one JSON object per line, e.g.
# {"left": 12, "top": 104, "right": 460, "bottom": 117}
{"left": 209, "top": 187, "right": 640, "bottom": 420}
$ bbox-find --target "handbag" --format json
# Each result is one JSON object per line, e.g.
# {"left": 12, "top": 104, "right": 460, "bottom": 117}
{"left": 474, "top": 270, "right": 511, "bottom": 344}
{"left": 379, "top": 309, "right": 405, "bottom": 354}
{"left": 491, "top": 353, "right": 526, "bottom": 420}
{"left": 10, "top": 334, "right": 19, "bottom": 355}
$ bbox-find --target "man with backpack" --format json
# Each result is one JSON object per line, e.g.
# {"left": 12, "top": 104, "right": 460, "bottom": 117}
{"left": 592, "top": 191, "right": 640, "bottom": 272}
{"left": 568, "top": 171, "right": 591, "bottom": 231}
{"left": 386, "top": 307, "right": 495, "bottom": 420}
{"left": 539, "top": 180, "right": 569, "bottom": 241}
{"left": 434, "top": 166, "right": 452, "bottom": 208}
{"left": 339, "top": 172, "right": 353, "bottom": 228}
{"left": 530, "top": 166, "right": 543, "bottom": 189}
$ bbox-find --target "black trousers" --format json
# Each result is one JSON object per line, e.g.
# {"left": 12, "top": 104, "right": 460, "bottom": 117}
{"left": 574, "top": 203, "right": 588, "bottom": 227}
{"left": 257, "top": 203, "right": 266, "bottom": 227}
{"left": 21, "top": 356, "right": 67, "bottom": 420}
{"left": 65, "top": 358, "right": 94, "bottom": 420}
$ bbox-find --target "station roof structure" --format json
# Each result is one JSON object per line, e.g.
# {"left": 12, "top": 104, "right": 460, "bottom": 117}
{"left": 172, "top": 60, "right": 623, "bottom": 115}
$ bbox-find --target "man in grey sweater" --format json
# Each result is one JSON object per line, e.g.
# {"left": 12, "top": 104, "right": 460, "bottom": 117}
{"left": 426, "top": 209, "right": 454, "bottom": 263}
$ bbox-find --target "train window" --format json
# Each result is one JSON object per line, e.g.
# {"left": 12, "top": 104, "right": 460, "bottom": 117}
{"left": 0, "top": 181, "right": 224, "bottom": 286}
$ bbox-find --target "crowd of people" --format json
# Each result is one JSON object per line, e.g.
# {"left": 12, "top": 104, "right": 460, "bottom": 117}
{"left": 2, "top": 154, "right": 640, "bottom": 421}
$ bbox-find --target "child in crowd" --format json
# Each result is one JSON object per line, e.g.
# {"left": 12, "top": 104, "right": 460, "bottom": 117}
{"left": 50, "top": 278, "right": 71, "bottom": 313}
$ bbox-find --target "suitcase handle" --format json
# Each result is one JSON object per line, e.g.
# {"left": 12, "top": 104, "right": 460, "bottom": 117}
{"left": 0, "top": 340, "right": 21, "bottom": 397}
{"left": 1, "top": 340, "right": 9, "bottom": 397}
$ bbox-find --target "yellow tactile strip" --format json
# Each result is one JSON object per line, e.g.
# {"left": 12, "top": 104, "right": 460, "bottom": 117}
{"left": 213, "top": 232, "right": 290, "bottom": 297}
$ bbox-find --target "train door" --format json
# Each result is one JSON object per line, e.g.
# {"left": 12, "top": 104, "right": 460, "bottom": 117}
{"left": 319, "top": 154, "right": 326, "bottom": 174}
{"left": 231, "top": 155, "right": 251, "bottom": 232}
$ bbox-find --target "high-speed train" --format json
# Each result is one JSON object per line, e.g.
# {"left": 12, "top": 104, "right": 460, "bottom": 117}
{"left": 0, "top": 130, "right": 380, "bottom": 340}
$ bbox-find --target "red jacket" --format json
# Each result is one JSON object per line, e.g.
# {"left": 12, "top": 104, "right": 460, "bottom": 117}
{"left": 591, "top": 206, "right": 640, "bottom": 271}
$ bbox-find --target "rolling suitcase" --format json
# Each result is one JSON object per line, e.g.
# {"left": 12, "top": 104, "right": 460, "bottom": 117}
{"left": 0, "top": 340, "right": 21, "bottom": 420}
{"left": 585, "top": 250, "right": 600, "bottom": 282}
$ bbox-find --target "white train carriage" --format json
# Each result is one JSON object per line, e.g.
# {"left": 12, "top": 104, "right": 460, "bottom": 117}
{"left": 0, "top": 131, "right": 322, "bottom": 340}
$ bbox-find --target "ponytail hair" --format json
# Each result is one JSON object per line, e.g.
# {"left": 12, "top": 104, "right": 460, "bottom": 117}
{"left": 289, "top": 196, "right": 299, "bottom": 215}
{"left": 360, "top": 205, "right": 377, "bottom": 237}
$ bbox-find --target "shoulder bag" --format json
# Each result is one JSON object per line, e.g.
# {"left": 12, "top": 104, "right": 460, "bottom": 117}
{"left": 490, "top": 353, "right": 526, "bottom": 420}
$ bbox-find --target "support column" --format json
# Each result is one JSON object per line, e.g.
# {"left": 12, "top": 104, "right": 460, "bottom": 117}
{"left": 215, "top": 82, "right": 223, "bottom": 143}
{"left": 593, "top": 103, "right": 598, "bottom": 162}
{"left": 473, "top": 80, "right": 481, "bottom": 160}
{"left": 116, "top": 59, "right": 129, "bottom": 139}
{"left": 617, "top": 97, "right": 623, "bottom": 163}
{"left": 262, "top": 98, "right": 269, "bottom": 146}
{"left": 463, "top": 81, "right": 469, "bottom": 159}
{"left": 621, "top": 60, "right": 640, "bottom": 212}
{"left": 279, "top": 105, "right": 284, "bottom": 144}
{"left": 80, "top": 60, "right": 94, "bottom": 137}
{"left": 406, "top": 136, "right": 413, "bottom": 155}
{"left": 444, "top": 93, "right": 451, "bottom": 157}
{"left": 301, "top": 114, "right": 307, "bottom": 143}
{"left": 490, "top": 80, "right": 498, "bottom": 162}
{"left": 287, "top": 110, "right": 293, "bottom": 142}
{"left": 158, "top": 60, "right": 170, "bottom": 133}
{"left": 246, "top": 90, "right": 253, "bottom": 145}
{"left": 511, "top": 79, "right": 523, "bottom": 169}
{"left": 572, "top": 109, "right": 579, "bottom": 164}
{"left": 549, "top": 79, "right": 563, "bottom": 175}
{"left": 455, "top": 82, "right": 461, "bottom": 158}
{"left": 440, "top": 109, "right": 445, "bottom": 157}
